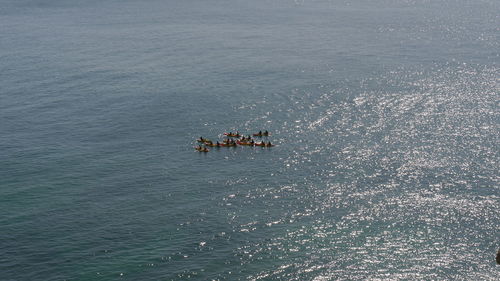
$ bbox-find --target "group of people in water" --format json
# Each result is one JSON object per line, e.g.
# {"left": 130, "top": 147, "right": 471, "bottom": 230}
{"left": 195, "top": 130, "right": 273, "bottom": 152}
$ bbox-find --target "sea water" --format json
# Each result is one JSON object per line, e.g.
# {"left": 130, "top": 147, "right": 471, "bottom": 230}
{"left": 1, "top": 0, "right": 498, "bottom": 280}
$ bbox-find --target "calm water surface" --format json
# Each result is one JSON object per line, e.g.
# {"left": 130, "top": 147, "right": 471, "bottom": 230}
{"left": 1, "top": 0, "right": 499, "bottom": 280}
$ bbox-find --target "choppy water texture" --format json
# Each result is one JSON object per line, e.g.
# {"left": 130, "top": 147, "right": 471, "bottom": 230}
{"left": 1, "top": 0, "right": 499, "bottom": 280}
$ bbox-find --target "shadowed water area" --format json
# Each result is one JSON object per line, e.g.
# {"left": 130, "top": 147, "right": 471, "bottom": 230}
{"left": 1, "top": 0, "right": 499, "bottom": 280}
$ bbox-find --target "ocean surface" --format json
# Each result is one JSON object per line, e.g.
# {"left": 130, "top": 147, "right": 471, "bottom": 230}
{"left": 1, "top": 0, "right": 499, "bottom": 280}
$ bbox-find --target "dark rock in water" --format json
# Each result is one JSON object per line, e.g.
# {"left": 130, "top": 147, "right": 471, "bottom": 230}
{"left": 496, "top": 249, "right": 500, "bottom": 265}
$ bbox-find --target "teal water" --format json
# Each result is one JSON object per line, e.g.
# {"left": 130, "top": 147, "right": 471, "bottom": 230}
{"left": 1, "top": 0, "right": 499, "bottom": 280}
